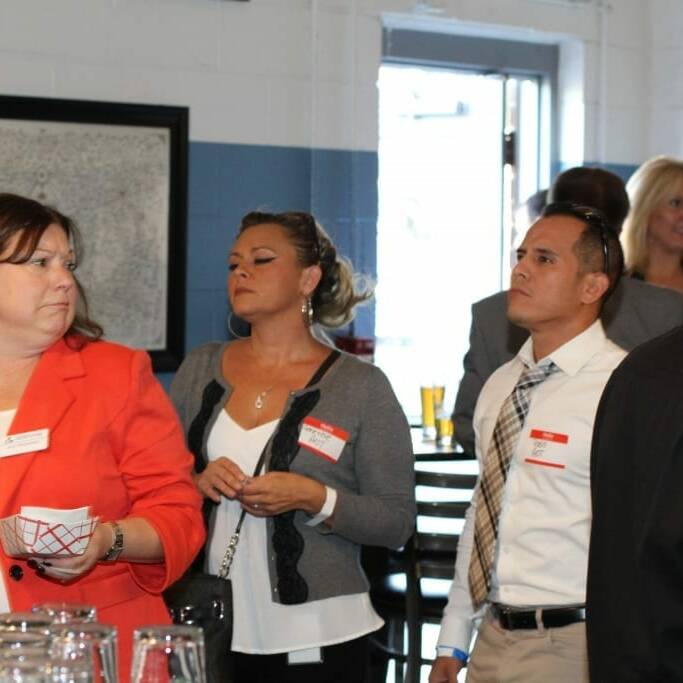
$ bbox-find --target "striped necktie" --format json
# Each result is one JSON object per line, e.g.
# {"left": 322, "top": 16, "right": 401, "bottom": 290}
{"left": 468, "top": 361, "right": 559, "bottom": 608}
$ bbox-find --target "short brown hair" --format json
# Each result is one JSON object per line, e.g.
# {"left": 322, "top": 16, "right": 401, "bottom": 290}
{"left": 0, "top": 193, "right": 103, "bottom": 344}
{"left": 549, "top": 166, "right": 629, "bottom": 234}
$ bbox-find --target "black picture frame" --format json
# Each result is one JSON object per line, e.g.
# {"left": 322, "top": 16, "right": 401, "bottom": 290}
{"left": 0, "top": 95, "right": 188, "bottom": 371}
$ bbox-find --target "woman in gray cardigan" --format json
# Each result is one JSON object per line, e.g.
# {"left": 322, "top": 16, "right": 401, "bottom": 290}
{"left": 170, "top": 211, "right": 415, "bottom": 683}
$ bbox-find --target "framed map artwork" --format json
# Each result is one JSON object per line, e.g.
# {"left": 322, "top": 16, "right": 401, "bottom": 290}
{"left": 0, "top": 95, "right": 188, "bottom": 371}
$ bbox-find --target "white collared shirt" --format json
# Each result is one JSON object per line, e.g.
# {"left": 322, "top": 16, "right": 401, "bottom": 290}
{"left": 437, "top": 320, "right": 626, "bottom": 654}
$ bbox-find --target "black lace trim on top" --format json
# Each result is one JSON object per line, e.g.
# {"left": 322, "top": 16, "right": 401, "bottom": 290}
{"left": 269, "top": 389, "right": 321, "bottom": 604}
{"left": 185, "top": 379, "right": 225, "bottom": 570}
{"left": 267, "top": 349, "right": 340, "bottom": 605}
{"left": 187, "top": 379, "right": 225, "bottom": 473}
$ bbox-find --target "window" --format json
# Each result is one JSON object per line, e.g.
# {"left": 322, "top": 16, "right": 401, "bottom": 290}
{"left": 375, "top": 29, "right": 555, "bottom": 418}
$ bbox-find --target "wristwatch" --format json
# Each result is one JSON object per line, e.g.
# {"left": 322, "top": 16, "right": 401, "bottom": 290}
{"left": 101, "top": 521, "right": 124, "bottom": 562}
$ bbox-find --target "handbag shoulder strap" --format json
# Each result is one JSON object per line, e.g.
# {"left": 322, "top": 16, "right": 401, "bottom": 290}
{"left": 306, "top": 349, "right": 340, "bottom": 386}
{"left": 217, "top": 348, "right": 341, "bottom": 579}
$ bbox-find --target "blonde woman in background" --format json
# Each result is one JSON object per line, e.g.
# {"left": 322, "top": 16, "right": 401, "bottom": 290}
{"left": 621, "top": 155, "right": 683, "bottom": 292}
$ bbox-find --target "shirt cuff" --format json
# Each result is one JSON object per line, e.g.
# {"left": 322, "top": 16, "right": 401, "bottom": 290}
{"left": 305, "top": 486, "right": 337, "bottom": 526}
{"left": 436, "top": 646, "right": 468, "bottom": 663}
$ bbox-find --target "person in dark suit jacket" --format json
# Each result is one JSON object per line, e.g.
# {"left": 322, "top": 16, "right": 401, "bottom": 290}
{"left": 587, "top": 325, "right": 683, "bottom": 682}
{"left": 453, "top": 167, "right": 683, "bottom": 454}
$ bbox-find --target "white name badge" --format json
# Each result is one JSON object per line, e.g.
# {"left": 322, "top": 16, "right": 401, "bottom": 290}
{"left": 298, "top": 417, "right": 349, "bottom": 463}
{"left": 0, "top": 428, "right": 49, "bottom": 458}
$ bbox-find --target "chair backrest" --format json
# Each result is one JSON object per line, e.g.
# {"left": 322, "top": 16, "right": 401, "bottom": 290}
{"left": 365, "top": 460, "right": 479, "bottom": 681}
{"left": 413, "top": 467, "right": 477, "bottom": 581}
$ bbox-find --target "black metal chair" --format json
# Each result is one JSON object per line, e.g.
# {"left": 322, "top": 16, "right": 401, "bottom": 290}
{"left": 366, "top": 466, "right": 477, "bottom": 683}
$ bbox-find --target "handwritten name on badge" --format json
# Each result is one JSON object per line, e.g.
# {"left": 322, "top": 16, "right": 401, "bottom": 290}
{"left": 0, "top": 428, "right": 49, "bottom": 458}
{"left": 299, "top": 417, "right": 349, "bottom": 463}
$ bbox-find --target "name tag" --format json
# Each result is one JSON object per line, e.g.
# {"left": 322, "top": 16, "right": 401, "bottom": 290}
{"left": 0, "top": 429, "right": 49, "bottom": 458}
{"left": 525, "top": 427, "right": 567, "bottom": 469}
{"left": 298, "top": 417, "right": 349, "bottom": 463}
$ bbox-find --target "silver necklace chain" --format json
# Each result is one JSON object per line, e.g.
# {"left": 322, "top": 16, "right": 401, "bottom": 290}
{"left": 254, "top": 386, "right": 274, "bottom": 410}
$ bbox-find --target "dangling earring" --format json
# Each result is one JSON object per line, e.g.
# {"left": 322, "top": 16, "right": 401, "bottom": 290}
{"left": 301, "top": 296, "right": 314, "bottom": 327}
{"left": 227, "top": 312, "right": 249, "bottom": 339}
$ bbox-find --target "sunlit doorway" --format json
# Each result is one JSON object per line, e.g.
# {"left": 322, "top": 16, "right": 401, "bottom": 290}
{"left": 375, "top": 63, "right": 546, "bottom": 420}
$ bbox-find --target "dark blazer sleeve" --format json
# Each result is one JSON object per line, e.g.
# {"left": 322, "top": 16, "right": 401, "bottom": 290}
{"left": 452, "top": 304, "right": 487, "bottom": 455}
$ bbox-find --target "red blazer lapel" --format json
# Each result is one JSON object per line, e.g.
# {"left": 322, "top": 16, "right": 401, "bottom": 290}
{"left": 1, "top": 340, "right": 83, "bottom": 507}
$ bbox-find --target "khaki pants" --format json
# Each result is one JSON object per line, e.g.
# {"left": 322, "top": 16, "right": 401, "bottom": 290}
{"left": 466, "top": 611, "right": 588, "bottom": 683}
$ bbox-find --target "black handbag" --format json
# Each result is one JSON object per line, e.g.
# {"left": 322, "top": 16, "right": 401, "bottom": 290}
{"left": 164, "top": 457, "right": 262, "bottom": 683}
{"left": 164, "top": 570, "right": 234, "bottom": 683}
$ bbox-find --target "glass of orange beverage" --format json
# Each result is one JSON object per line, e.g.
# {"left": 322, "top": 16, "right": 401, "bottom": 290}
{"left": 420, "top": 384, "right": 445, "bottom": 439}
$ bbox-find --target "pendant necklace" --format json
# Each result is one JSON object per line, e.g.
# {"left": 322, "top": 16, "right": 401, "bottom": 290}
{"left": 254, "top": 386, "right": 274, "bottom": 410}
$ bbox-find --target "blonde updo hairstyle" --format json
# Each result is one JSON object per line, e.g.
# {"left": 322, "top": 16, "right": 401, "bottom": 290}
{"left": 238, "top": 211, "right": 373, "bottom": 328}
{"left": 621, "top": 156, "right": 683, "bottom": 275}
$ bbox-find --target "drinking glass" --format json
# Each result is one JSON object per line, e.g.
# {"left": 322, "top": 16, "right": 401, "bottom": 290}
{"left": 420, "top": 386, "right": 436, "bottom": 438}
{"left": 32, "top": 605, "right": 97, "bottom": 625}
{"left": 0, "top": 632, "right": 50, "bottom": 661}
{"left": 435, "top": 413, "right": 454, "bottom": 447}
{"left": 420, "top": 384, "right": 446, "bottom": 439}
{"left": 432, "top": 384, "right": 446, "bottom": 417}
{"left": 0, "top": 656, "right": 53, "bottom": 682}
{"left": 0, "top": 615, "right": 52, "bottom": 637}
{"left": 131, "top": 626, "right": 205, "bottom": 683}
{"left": 48, "top": 624, "right": 116, "bottom": 683}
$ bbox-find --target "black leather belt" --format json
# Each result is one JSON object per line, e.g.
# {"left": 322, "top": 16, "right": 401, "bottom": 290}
{"left": 491, "top": 603, "right": 586, "bottom": 630}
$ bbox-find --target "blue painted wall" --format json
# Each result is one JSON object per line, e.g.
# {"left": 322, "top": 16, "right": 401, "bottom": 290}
{"left": 553, "top": 161, "right": 639, "bottom": 185}
{"left": 157, "top": 141, "right": 379, "bottom": 387}
{"left": 596, "top": 163, "right": 640, "bottom": 183}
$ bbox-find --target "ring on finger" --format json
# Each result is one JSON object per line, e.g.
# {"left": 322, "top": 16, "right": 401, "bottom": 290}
{"left": 253, "top": 503, "right": 260, "bottom": 509}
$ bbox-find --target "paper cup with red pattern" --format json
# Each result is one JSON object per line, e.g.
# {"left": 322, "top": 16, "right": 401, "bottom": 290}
{"left": 0, "top": 507, "right": 98, "bottom": 558}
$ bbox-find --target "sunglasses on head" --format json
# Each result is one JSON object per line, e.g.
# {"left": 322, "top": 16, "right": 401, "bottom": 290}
{"left": 542, "top": 202, "right": 610, "bottom": 275}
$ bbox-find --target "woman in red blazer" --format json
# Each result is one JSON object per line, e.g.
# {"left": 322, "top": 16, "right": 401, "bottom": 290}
{"left": 0, "top": 193, "right": 204, "bottom": 680}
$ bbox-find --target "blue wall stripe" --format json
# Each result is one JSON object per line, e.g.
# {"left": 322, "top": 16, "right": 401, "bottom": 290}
{"left": 553, "top": 160, "right": 639, "bottom": 184}
{"left": 587, "top": 162, "right": 639, "bottom": 184}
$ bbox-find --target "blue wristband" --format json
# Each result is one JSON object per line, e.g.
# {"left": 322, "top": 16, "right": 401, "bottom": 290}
{"left": 452, "top": 648, "right": 468, "bottom": 664}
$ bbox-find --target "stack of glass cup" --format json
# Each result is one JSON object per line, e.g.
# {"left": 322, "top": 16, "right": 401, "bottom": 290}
{"left": 0, "top": 606, "right": 206, "bottom": 683}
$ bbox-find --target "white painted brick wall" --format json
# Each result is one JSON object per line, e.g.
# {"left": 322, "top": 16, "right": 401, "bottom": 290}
{"left": 648, "top": 0, "right": 683, "bottom": 158}
{"left": 0, "top": 0, "right": 675, "bottom": 163}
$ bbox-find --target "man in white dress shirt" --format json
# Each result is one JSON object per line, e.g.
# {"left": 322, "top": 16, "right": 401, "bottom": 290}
{"left": 429, "top": 203, "right": 627, "bottom": 683}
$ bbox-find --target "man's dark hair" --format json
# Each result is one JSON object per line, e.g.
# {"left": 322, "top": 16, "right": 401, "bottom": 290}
{"left": 542, "top": 201, "right": 624, "bottom": 301}
{"left": 549, "top": 166, "right": 630, "bottom": 234}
